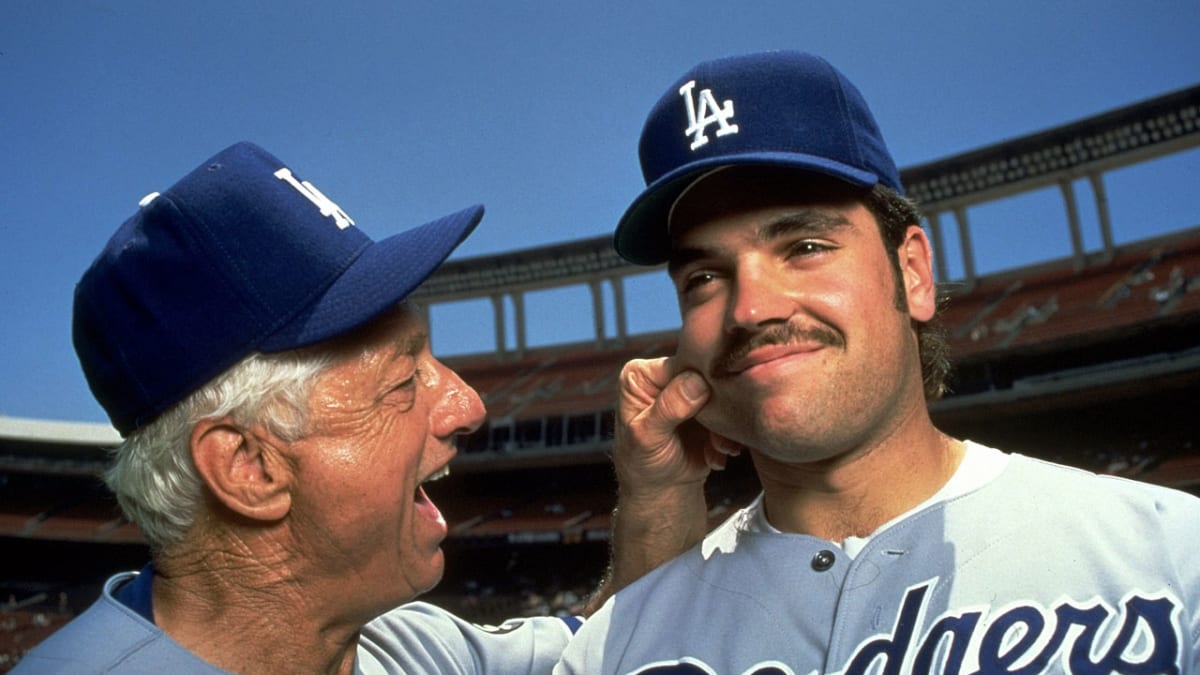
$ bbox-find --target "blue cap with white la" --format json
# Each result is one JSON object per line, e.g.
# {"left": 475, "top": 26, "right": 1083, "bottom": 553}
{"left": 73, "top": 141, "right": 483, "bottom": 435}
{"left": 615, "top": 50, "right": 902, "bottom": 265}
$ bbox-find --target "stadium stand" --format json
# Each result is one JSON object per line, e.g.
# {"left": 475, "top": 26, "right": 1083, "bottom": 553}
{"left": 2, "top": 84, "right": 1198, "bottom": 664}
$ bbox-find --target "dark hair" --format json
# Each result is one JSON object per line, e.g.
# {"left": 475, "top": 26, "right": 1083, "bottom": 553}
{"left": 863, "top": 184, "right": 951, "bottom": 400}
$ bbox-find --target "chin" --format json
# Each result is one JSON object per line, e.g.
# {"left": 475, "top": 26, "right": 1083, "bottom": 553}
{"left": 695, "top": 408, "right": 740, "bottom": 446}
{"left": 700, "top": 392, "right": 773, "bottom": 444}
{"left": 414, "top": 550, "right": 446, "bottom": 597}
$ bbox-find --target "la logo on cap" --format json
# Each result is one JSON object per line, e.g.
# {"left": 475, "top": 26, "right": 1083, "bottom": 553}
{"left": 274, "top": 167, "right": 356, "bottom": 230}
{"left": 679, "top": 79, "right": 739, "bottom": 151}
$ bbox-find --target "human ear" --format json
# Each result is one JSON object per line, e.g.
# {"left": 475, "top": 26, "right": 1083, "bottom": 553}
{"left": 190, "top": 418, "right": 292, "bottom": 523}
{"left": 899, "top": 225, "right": 937, "bottom": 322}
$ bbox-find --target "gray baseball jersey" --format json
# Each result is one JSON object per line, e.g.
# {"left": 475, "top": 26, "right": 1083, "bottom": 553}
{"left": 14, "top": 570, "right": 576, "bottom": 673}
{"left": 556, "top": 443, "right": 1200, "bottom": 674}
{"left": 359, "top": 602, "right": 578, "bottom": 674}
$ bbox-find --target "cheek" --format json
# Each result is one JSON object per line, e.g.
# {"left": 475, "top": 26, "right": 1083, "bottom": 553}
{"left": 675, "top": 337, "right": 705, "bottom": 374}
{"left": 331, "top": 419, "right": 418, "bottom": 485}
{"left": 817, "top": 263, "right": 890, "bottom": 327}
{"left": 676, "top": 309, "right": 723, "bottom": 369}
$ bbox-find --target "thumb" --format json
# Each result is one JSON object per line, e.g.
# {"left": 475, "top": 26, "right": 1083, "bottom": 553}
{"left": 641, "top": 370, "right": 710, "bottom": 439}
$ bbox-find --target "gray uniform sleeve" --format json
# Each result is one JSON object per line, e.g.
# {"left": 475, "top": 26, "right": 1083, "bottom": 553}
{"left": 356, "top": 601, "right": 579, "bottom": 675}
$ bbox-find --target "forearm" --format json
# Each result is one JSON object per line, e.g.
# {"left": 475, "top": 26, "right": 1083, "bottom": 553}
{"left": 585, "top": 480, "right": 708, "bottom": 615}
{"left": 586, "top": 359, "right": 714, "bottom": 615}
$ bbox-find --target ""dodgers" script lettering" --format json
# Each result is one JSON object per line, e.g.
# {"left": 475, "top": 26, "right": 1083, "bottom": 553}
{"left": 631, "top": 581, "right": 1182, "bottom": 674}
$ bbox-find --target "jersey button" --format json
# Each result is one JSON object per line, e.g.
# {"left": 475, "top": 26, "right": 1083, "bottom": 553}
{"left": 811, "top": 549, "right": 836, "bottom": 571}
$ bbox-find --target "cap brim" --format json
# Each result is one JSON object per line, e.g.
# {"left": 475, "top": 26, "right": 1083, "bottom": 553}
{"left": 261, "top": 204, "right": 484, "bottom": 350}
{"left": 614, "top": 152, "right": 879, "bottom": 265}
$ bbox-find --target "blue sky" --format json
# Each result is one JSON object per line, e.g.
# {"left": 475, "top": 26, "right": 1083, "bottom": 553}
{"left": 2, "top": 1, "right": 1198, "bottom": 426}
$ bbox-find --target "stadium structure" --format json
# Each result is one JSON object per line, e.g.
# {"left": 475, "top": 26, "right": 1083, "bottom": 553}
{"left": 2, "top": 84, "right": 1199, "bottom": 665}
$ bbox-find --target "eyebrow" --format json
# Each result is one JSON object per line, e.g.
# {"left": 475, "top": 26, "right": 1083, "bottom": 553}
{"left": 668, "top": 207, "right": 853, "bottom": 276}
{"left": 396, "top": 329, "right": 428, "bottom": 357}
{"left": 759, "top": 208, "right": 852, "bottom": 240}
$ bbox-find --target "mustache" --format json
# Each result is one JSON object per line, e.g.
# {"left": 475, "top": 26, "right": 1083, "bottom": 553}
{"left": 710, "top": 320, "right": 844, "bottom": 378}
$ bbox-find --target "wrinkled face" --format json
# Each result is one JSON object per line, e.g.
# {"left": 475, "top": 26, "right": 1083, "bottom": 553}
{"left": 668, "top": 168, "right": 933, "bottom": 464}
{"left": 285, "top": 305, "right": 485, "bottom": 609}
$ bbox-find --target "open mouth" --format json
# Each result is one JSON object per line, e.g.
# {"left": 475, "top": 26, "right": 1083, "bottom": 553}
{"left": 415, "top": 464, "right": 450, "bottom": 528}
{"left": 416, "top": 463, "right": 450, "bottom": 500}
{"left": 423, "top": 465, "right": 450, "bottom": 484}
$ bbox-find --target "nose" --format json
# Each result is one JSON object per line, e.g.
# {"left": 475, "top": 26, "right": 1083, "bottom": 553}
{"left": 728, "top": 257, "right": 795, "bottom": 331}
{"left": 430, "top": 361, "right": 487, "bottom": 440}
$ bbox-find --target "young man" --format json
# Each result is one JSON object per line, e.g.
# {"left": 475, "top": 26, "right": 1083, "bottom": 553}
{"left": 557, "top": 51, "right": 1200, "bottom": 674}
{"left": 15, "top": 142, "right": 697, "bottom": 674}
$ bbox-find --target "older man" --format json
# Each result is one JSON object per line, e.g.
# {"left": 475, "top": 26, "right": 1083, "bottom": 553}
{"left": 15, "top": 142, "right": 702, "bottom": 674}
{"left": 557, "top": 50, "right": 1200, "bottom": 674}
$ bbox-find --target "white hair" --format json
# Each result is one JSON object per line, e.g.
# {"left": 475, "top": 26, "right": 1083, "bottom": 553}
{"left": 104, "top": 348, "right": 335, "bottom": 550}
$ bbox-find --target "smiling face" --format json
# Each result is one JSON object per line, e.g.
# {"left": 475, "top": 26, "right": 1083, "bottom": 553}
{"left": 282, "top": 305, "right": 485, "bottom": 611}
{"left": 668, "top": 167, "right": 935, "bottom": 465}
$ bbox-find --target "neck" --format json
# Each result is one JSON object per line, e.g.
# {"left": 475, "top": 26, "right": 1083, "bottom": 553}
{"left": 753, "top": 421, "right": 964, "bottom": 542}
{"left": 151, "top": 539, "right": 364, "bottom": 675}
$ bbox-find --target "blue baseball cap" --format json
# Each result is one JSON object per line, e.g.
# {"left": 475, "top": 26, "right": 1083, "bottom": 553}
{"left": 73, "top": 141, "right": 483, "bottom": 435}
{"left": 615, "top": 50, "right": 902, "bottom": 264}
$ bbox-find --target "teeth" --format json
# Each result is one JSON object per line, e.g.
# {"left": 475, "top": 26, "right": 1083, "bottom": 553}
{"left": 424, "top": 465, "right": 450, "bottom": 484}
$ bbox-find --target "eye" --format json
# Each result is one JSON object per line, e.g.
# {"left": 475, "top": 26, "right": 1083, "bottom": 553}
{"left": 383, "top": 369, "right": 420, "bottom": 410}
{"left": 681, "top": 270, "right": 718, "bottom": 294}
{"left": 787, "top": 240, "right": 832, "bottom": 258}
{"left": 396, "top": 368, "right": 422, "bottom": 392}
